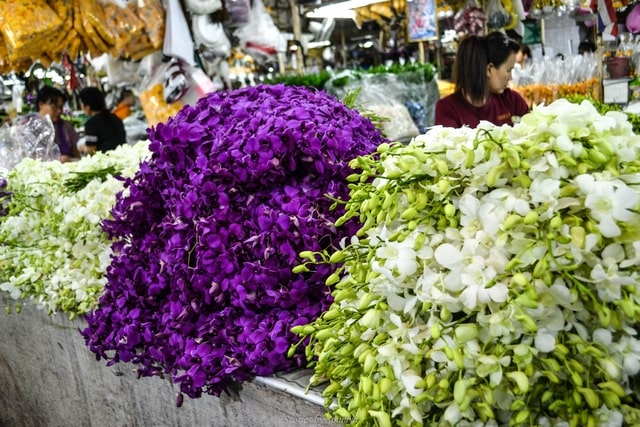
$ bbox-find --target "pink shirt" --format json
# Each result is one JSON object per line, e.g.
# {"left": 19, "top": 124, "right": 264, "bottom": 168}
{"left": 435, "top": 89, "right": 529, "bottom": 128}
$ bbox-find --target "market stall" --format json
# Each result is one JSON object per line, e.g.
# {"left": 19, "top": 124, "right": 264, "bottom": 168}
{"left": 3, "top": 0, "right": 640, "bottom": 426}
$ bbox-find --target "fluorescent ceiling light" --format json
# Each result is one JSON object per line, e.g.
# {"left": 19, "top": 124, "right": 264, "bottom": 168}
{"left": 306, "top": 0, "right": 387, "bottom": 19}
{"left": 307, "top": 40, "right": 332, "bottom": 49}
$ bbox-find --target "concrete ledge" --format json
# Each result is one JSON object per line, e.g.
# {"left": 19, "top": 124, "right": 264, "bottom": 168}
{"left": 0, "top": 300, "right": 329, "bottom": 427}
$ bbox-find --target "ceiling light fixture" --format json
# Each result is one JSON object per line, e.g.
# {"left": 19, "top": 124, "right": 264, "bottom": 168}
{"left": 305, "top": 0, "right": 387, "bottom": 19}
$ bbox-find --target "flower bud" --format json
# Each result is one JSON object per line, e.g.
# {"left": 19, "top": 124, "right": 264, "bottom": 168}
{"left": 444, "top": 204, "right": 456, "bottom": 218}
{"left": 401, "top": 207, "right": 418, "bottom": 221}
{"left": 515, "top": 313, "right": 537, "bottom": 332}
{"left": 292, "top": 264, "right": 310, "bottom": 274}
{"left": 507, "top": 371, "right": 530, "bottom": 393}
{"left": 511, "top": 273, "right": 528, "bottom": 287}
{"left": 578, "top": 387, "right": 599, "bottom": 409}
{"left": 437, "top": 179, "right": 450, "bottom": 194}
{"left": 513, "top": 410, "right": 530, "bottom": 425}
{"left": 454, "top": 324, "right": 478, "bottom": 343}
{"left": 601, "top": 390, "right": 621, "bottom": 408}
{"left": 504, "top": 214, "right": 522, "bottom": 229}
{"left": 360, "top": 376, "right": 372, "bottom": 394}
{"left": 376, "top": 142, "right": 390, "bottom": 153}
{"left": 359, "top": 308, "right": 381, "bottom": 329}
{"left": 454, "top": 379, "right": 469, "bottom": 405}
{"left": 598, "top": 380, "right": 627, "bottom": 397}
{"left": 363, "top": 353, "right": 377, "bottom": 374}
{"left": 550, "top": 215, "right": 563, "bottom": 229}
{"left": 326, "top": 272, "right": 341, "bottom": 286}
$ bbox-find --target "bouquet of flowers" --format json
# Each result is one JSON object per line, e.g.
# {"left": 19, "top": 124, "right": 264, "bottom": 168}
{"left": 80, "top": 84, "right": 386, "bottom": 401}
{"left": 294, "top": 99, "right": 640, "bottom": 426}
{"left": 0, "top": 142, "right": 150, "bottom": 317}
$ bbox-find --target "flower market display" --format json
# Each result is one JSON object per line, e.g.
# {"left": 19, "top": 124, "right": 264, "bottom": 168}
{"left": 0, "top": 142, "right": 150, "bottom": 318}
{"left": 80, "top": 84, "right": 387, "bottom": 401}
{"left": 293, "top": 99, "right": 640, "bottom": 426}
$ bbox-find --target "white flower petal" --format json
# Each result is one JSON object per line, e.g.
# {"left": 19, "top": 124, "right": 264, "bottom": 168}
{"left": 434, "top": 243, "right": 462, "bottom": 270}
{"left": 535, "top": 330, "right": 556, "bottom": 353}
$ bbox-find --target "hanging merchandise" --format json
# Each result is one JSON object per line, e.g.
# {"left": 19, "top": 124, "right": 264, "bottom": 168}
{"left": 233, "top": 0, "right": 286, "bottom": 63}
{"left": 164, "top": 59, "right": 190, "bottom": 104}
{"left": 75, "top": 0, "right": 117, "bottom": 57}
{"left": 224, "top": 0, "right": 251, "bottom": 27}
{"left": 486, "top": 0, "right": 513, "bottom": 29}
{"left": 501, "top": 0, "right": 520, "bottom": 30}
{"left": 137, "top": 0, "right": 165, "bottom": 49}
{"left": 0, "top": 0, "right": 64, "bottom": 65}
{"left": 139, "top": 57, "right": 215, "bottom": 126}
{"left": 453, "top": 0, "right": 486, "bottom": 36}
{"left": 627, "top": 2, "right": 640, "bottom": 34}
{"left": 164, "top": 0, "right": 196, "bottom": 66}
{"left": 192, "top": 14, "right": 232, "bottom": 57}
{"left": 185, "top": 0, "right": 223, "bottom": 15}
{"left": 105, "top": 55, "right": 144, "bottom": 87}
{"left": 595, "top": 0, "right": 619, "bottom": 37}
{"left": 96, "top": 0, "right": 145, "bottom": 57}
{"left": 62, "top": 53, "right": 80, "bottom": 93}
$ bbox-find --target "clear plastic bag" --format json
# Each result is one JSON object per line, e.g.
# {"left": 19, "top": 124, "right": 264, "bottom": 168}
{"left": 192, "top": 14, "right": 231, "bottom": 57}
{"left": 325, "top": 72, "right": 419, "bottom": 142}
{"left": 233, "top": 0, "right": 285, "bottom": 62}
{"left": 163, "top": 0, "right": 196, "bottom": 66}
{"left": 486, "top": 0, "right": 512, "bottom": 30}
{"left": 5, "top": 114, "right": 60, "bottom": 168}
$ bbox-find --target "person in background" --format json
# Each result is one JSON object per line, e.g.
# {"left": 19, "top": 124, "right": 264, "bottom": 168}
{"left": 78, "top": 87, "right": 126, "bottom": 155}
{"left": 578, "top": 39, "right": 596, "bottom": 55}
{"left": 435, "top": 32, "right": 530, "bottom": 128}
{"left": 36, "top": 85, "right": 80, "bottom": 163}
{"left": 112, "top": 89, "right": 136, "bottom": 120}
{"left": 515, "top": 43, "right": 532, "bottom": 69}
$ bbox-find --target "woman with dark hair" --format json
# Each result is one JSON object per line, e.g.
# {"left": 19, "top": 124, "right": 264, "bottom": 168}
{"left": 78, "top": 86, "right": 126, "bottom": 155}
{"left": 516, "top": 43, "right": 532, "bottom": 68}
{"left": 434, "top": 32, "right": 530, "bottom": 128}
{"left": 35, "top": 85, "right": 80, "bottom": 162}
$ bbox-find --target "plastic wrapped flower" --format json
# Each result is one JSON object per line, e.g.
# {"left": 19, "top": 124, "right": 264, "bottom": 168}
{"left": 294, "top": 99, "right": 640, "bottom": 426}
{"left": 80, "top": 84, "right": 386, "bottom": 400}
{"left": 0, "top": 142, "right": 150, "bottom": 317}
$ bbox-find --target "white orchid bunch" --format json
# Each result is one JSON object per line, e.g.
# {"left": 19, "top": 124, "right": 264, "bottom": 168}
{"left": 0, "top": 142, "right": 150, "bottom": 318}
{"left": 293, "top": 99, "right": 640, "bottom": 426}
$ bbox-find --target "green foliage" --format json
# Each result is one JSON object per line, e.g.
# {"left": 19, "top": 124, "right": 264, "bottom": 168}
{"left": 264, "top": 62, "right": 437, "bottom": 91}
{"left": 263, "top": 70, "right": 333, "bottom": 89}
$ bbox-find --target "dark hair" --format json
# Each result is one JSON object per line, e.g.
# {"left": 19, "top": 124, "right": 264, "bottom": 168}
{"left": 578, "top": 39, "right": 596, "bottom": 54}
{"left": 119, "top": 89, "right": 134, "bottom": 102}
{"left": 36, "top": 85, "right": 66, "bottom": 106}
{"left": 519, "top": 43, "right": 532, "bottom": 58}
{"left": 79, "top": 87, "right": 107, "bottom": 112}
{"left": 453, "top": 31, "right": 520, "bottom": 105}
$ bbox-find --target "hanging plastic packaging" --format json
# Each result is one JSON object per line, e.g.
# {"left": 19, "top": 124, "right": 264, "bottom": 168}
{"left": 486, "top": 0, "right": 513, "bottom": 29}
{"left": 137, "top": 0, "right": 165, "bottom": 49}
{"left": 192, "top": 14, "right": 231, "bottom": 57}
{"left": 164, "top": 0, "right": 196, "bottom": 66}
{"left": 0, "top": 0, "right": 63, "bottom": 61}
{"left": 185, "top": 0, "right": 223, "bottom": 15}
{"left": 1, "top": 115, "right": 61, "bottom": 170}
{"left": 233, "top": 0, "right": 286, "bottom": 63}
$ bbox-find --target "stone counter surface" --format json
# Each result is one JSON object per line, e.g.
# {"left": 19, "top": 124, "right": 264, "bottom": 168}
{"left": 0, "top": 301, "right": 332, "bottom": 427}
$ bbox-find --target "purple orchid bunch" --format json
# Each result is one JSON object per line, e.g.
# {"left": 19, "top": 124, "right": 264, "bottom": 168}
{"left": 81, "top": 84, "right": 386, "bottom": 400}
